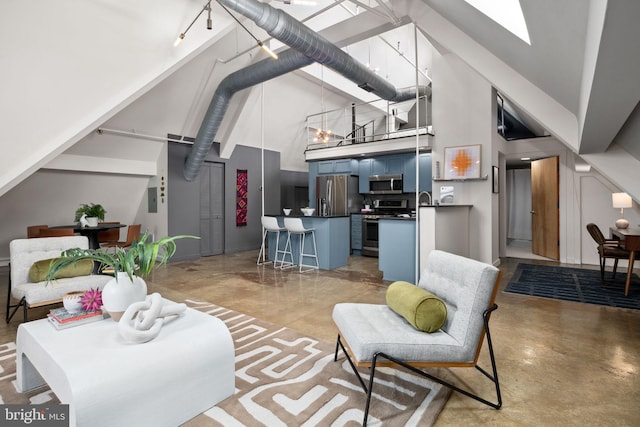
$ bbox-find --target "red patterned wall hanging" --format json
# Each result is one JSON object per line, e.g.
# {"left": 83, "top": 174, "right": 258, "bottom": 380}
{"left": 236, "top": 169, "right": 248, "bottom": 226}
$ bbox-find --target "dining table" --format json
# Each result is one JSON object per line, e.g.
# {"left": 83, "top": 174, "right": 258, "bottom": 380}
{"left": 610, "top": 227, "right": 640, "bottom": 296}
{"left": 50, "top": 223, "right": 125, "bottom": 250}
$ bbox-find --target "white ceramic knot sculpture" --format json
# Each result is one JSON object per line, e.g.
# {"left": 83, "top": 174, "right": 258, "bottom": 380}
{"left": 118, "top": 293, "right": 186, "bottom": 343}
{"left": 79, "top": 213, "right": 89, "bottom": 228}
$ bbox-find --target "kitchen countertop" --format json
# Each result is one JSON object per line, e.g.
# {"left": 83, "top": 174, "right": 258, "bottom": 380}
{"left": 379, "top": 216, "right": 416, "bottom": 221}
{"left": 267, "top": 214, "right": 350, "bottom": 218}
{"left": 418, "top": 204, "right": 473, "bottom": 208}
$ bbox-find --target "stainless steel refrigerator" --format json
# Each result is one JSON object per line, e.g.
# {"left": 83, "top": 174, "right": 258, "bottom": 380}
{"left": 316, "top": 175, "right": 362, "bottom": 216}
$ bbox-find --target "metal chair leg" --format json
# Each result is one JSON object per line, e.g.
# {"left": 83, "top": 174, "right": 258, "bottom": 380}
{"left": 336, "top": 305, "right": 502, "bottom": 426}
{"left": 5, "top": 273, "right": 26, "bottom": 324}
{"left": 279, "top": 232, "right": 295, "bottom": 270}
{"left": 257, "top": 229, "right": 269, "bottom": 265}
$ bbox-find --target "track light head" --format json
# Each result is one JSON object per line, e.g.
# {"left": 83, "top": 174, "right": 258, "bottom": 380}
{"left": 173, "top": 1, "right": 212, "bottom": 47}
{"left": 173, "top": 33, "right": 185, "bottom": 47}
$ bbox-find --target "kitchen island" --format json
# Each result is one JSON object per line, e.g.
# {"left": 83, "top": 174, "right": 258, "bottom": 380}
{"left": 265, "top": 215, "right": 350, "bottom": 270}
{"left": 379, "top": 217, "right": 417, "bottom": 283}
{"left": 378, "top": 205, "right": 472, "bottom": 283}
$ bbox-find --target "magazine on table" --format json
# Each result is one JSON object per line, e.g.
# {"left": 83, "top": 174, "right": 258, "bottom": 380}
{"left": 47, "top": 313, "right": 105, "bottom": 330}
{"left": 49, "top": 307, "right": 103, "bottom": 323}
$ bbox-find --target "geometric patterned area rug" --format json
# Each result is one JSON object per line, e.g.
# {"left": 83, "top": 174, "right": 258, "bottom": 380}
{"left": 505, "top": 263, "right": 640, "bottom": 310}
{"left": 0, "top": 300, "right": 450, "bottom": 426}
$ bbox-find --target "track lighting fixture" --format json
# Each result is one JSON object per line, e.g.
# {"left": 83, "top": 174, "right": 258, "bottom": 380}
{"left": 174, "top": 1, "right": 213, "bottom": 47}
{"left": 175, "top": 1, "right": 277, "bottom": 60}
{"left": 282, "top": 0, "right": 317, "bottom": 5}
{"left": 217, "top": 2, "right": 278, "bottom": 59}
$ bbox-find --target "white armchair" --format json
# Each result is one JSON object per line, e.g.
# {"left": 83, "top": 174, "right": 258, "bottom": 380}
{"left": 6, "top": 236, "right": 111, "bottom": 323}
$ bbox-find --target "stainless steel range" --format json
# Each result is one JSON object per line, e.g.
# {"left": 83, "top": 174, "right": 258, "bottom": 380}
{"left": 362, "top": 199, "right": 408, "bottom": 257}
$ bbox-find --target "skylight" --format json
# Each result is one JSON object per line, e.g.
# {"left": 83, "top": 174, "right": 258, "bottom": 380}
{"left": 463, "top": 0, "right": 531, "bottom": 45}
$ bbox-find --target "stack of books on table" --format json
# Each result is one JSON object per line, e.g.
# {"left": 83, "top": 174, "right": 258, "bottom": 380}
{"left": 48, "top": 307, "right": 105, "bottom": 330}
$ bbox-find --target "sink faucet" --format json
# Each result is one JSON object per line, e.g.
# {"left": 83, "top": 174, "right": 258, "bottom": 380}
{"left": 419, "top": 191, "right": 432, "bottom": 206}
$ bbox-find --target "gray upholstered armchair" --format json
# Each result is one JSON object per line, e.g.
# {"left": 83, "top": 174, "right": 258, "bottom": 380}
{"left": 333, "top": 250, "right": 502, "bottom": 425}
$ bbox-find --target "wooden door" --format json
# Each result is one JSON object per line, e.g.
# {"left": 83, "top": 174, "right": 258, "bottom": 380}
{"left": 531, "top": 156, "right": 559, "bottom": 260}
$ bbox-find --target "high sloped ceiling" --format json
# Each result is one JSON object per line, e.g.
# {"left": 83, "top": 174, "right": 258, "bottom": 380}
{"left": 1, "top": 0, "right": 639, "bottom": 199}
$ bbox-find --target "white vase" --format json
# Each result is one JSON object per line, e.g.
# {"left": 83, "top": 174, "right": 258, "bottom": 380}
{"left": 63, "top": 291, "right": 85, "bottom": 313}
{"left": 86, "top": 217, "right": 99, "bottom": 227}
{"left": 102, "top": 272, "right": 147, "bottom": 321}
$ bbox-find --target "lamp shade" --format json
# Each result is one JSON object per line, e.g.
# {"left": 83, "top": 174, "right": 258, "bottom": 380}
{"left": 612, "top": 192, "right": 632, "bottom": 209}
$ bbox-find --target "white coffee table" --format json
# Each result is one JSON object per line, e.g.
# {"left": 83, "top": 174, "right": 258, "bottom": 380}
{"left": 16, "top": 302, "right": 235, "bottom": 427}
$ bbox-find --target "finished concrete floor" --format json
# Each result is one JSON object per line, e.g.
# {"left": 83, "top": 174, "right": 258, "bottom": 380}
{"left": 1, "top": 252, "right": 639, "bottom": 426}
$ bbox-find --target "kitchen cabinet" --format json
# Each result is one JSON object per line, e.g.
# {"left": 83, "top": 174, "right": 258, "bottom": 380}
{"left": 403, "top": 153, "right": 432, "bottom": 193}
{"left": 317, "top": 159, "right": 357, "bottom": 175}
{"left": 351, "top": 214, "right": 362, "bottom": 253}
{"left": 359, "top": 155, "right": 405, "bottom": 193}
{"left": 379, "top": 218, "right": 416, "bottom": 282}
{"left": 358, "top": 159, "right": 372, "bottom": 193}
{"left": 371, "top": 155, "right": 403, "bottom": 175}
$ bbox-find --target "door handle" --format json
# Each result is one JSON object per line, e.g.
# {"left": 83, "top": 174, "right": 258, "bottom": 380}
{"left": 530, "top": 210, "right": 536, "bottom": 214}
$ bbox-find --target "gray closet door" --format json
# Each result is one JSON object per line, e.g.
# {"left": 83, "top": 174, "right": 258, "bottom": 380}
{"left": 200, "top": 162, "right": 225, "bottom": 256}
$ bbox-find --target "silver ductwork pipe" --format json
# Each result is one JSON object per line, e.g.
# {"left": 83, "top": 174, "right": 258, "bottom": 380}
{"left": 184, "top": 49, "right": 313, "bottom": 181}
{"left": 184, "top": 0, "right": 429, "bottom": 181}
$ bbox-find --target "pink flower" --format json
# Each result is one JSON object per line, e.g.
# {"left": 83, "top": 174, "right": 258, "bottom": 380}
{"left": 81, "top": 288, "right": 103, "bottom": 312}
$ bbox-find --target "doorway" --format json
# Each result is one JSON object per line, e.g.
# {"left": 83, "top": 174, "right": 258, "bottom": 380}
{"left": 200, "top": 162, "right": 225, "bottom": 256}
{"left": 506, "top": 160, "right": 559, "bottom": 261}
{"left": 531, "top": 156, "right": 559, "bottom": 260}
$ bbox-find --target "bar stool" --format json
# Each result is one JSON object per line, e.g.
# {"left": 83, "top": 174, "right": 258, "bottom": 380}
{"left": 257, "top": 216, "right": 288, "bottom": 267}
{"left": 281, "top": 217, "right": 319, "bottom": 273}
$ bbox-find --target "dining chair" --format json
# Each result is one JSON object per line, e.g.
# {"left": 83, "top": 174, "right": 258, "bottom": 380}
{"left": 27, "top": 225, "right": 48, "bottom": 238}
{"left": 586, "top": 223, "right": 631, "bottom": 281}
{"left": 101, "top": 224, "right": 141, "bottom": 253}
{"left": 97, "top": 222, "right": 121, "bottom": 245}
{"left": 40, "top": 228, "right": 75, "bottom": 237}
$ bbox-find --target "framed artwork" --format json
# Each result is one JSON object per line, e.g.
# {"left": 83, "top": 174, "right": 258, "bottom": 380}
{"left": 444, "top": 144, "right": 481, "bottom": 180}
{"left": 492, "top": 166, "right": 499, "bottom": 193}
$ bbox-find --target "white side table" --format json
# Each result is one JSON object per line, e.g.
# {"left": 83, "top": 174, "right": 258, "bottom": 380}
{"left": 17, "top": 302, "right": 235, "bottom": 427}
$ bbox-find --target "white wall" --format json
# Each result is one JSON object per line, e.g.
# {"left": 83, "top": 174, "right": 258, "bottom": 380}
{"left": 499, "top": 137, "right": 640, "bottom": 266}
{"left": 580, "top": 174, "right": 640, "bottom": 267}
{"left": 0, "top": 0, "right": 227, "bottom": 197}
{"left": 430, "top": 51, "right": 495, "bottom": 265}
{"left": 0, "top": 170, "right": 151, "bottom": 265}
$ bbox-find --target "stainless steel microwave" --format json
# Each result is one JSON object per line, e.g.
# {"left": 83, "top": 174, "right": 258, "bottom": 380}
{"left": 368, "top": 174, "right": 403, "bottom": 194}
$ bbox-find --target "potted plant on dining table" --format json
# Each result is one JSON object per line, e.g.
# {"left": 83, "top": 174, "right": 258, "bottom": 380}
{"left": 46, "top": 233, "right": 199, "bottom": 320}
{"left": 74, "top": 203, "right": 106, "bottom": 227}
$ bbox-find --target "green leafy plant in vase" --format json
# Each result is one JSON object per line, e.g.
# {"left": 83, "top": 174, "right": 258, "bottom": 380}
{"left": 46, "top": 233, "right": 199, "bottom": 320}
{"left": 75, "top": 203, "right": 106, "bottom": 227}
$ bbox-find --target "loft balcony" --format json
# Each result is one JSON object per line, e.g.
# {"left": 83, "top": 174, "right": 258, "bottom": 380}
{"left": 304, "top": 96, "right": 433, "bottom": 161}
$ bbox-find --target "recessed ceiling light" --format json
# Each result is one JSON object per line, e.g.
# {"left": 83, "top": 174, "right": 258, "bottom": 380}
{"left": 520, "top": 157, "right": 531, "bottom": 161}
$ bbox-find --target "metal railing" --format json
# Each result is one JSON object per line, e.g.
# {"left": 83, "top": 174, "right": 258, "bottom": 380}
{"left": 305, "top": 96, "right": 431, "bottom": 151}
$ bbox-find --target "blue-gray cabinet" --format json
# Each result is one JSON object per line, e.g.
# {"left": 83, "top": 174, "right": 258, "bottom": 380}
{"left": 358, "top": 155, "right": 405, "bottom": 192}
{"left": 358, "top": 159, "right": 372, "bottom": 193}
{"left": 311, "top": 153, "right": 432, "bottom": 200}
{"left": 371, "top": 155, "right": 403, "bottom": 175}
{"left": 351, "top": 214, "right": 362, "bottom": 253}
{"left": 317, "top": 159, "right": 357, "bottom": 175}
{"left": 403, "top": 153, "right": 432, "bottom": 193}
{"left": 378, "top": 218, "right": 416, "bottom": 282}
